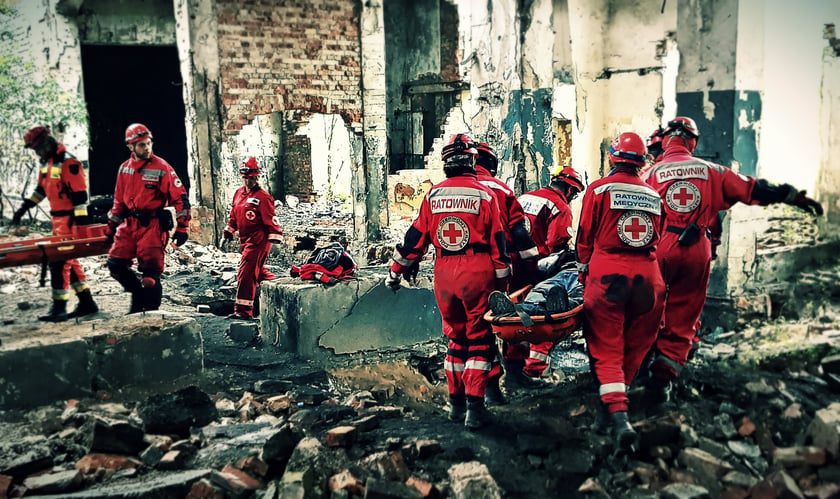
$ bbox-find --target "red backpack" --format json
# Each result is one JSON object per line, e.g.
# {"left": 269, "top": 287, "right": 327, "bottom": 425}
{"left": 290, "top": 242, "right": 357, "bottom": 285}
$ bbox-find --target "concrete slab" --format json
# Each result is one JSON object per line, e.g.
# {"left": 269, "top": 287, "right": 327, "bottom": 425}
{"left": 261, "top": 274, "right": 442, "bottom": 361}
{"left": 0, "top": 312, "right": 203, "bottom": 410}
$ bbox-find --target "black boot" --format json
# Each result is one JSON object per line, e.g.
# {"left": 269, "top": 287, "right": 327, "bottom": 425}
{"left": 68, "top": 289, "right": 99, "bottom": 318}
{"left": 503, "top": 360, "right": 549, "bottom": 390}
{"left": 465, "top": 396, "right": 492, "bottom": 430}
{"left": 448, "top": 394, "right": 467, "bottom": 422}
{"left": 39, "top": 300, "right": 68, "bottom": 322}
{"left": 484, "top": 380, "right": 507, "bottom": 406}
{"left": 142, "top": 278, "right": 162, "bottom": 311}
{"left": 611, "top": 411, "right": 638, "bottom": 453}
{"left": 643, "top": 378, "right": 672, "bottom": 406}
{"left": 129, "top": 292, "right": 144, "bottom": 314}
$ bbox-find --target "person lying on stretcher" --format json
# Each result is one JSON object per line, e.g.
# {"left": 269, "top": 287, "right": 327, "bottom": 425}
{"left": 488, "top": 259, "right": 583, "bottom": 320}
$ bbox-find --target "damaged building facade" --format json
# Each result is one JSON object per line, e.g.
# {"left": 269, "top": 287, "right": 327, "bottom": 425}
{"left": 2, "top": 0, "right": 840, "bottom": 297}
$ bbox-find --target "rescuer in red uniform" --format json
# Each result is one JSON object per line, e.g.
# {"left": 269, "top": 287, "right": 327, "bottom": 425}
{"left": 106, "top": 123, "right": 191, "bottom": 314}
{"left": 223, "top": 157, "right": 283, "bottom": 319}
{"left": 576, "top": 132, "right": 666, "bottom": 452}
{"left": 508, "top": 166, "right": 585, "bottom": 382}
{"left": 641, "top": 117, "right": 822, "bottom": 405}
{"left": 13, "top": 126, "right": 99, "bottom": 322}
{"left": 387, "top": 134, "right": 510, "bottom": 430}
{"left": 472, "top": 141, "right": 539, "bottom": 401}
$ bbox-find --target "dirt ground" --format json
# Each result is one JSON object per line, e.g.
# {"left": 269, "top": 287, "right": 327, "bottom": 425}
{"left": 1, "top": 222, "right": 840, "bottom": 498}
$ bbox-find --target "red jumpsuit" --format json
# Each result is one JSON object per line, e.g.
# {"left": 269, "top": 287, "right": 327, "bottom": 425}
{"left": 642, "top": 145, "right": 757, "bottom": 381}
{"left": 108, "top": 154, "right": 190, "bottom": 274}
{"left": 576, "top": 166, "right": 665, "bottom": 414}
{"left": 392, "top": 174, "right": 510, "bottom": 399}
{"left": 515, "top": 186, "right": 577, "bottom": 376}
{"left": 25, "top": 143, "right": 91, "bottom": 300}
{"left": 224, "top": 185, "right": 283, "bottom": 317}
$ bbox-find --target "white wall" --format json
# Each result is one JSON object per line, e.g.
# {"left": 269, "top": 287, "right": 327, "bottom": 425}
{"left": 759, "top": 0, "right": 840, "bottom": 190}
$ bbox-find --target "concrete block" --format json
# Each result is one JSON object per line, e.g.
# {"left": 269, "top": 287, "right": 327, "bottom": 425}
{"left": 227, "top": 321, "right": 259, "bottom": 343}
{"left": 0, "top": 338, "right": 92, "bottom": 409}
{"left": 89, "top": 313, "right": 204, "bottom": 389}
{"left": 261, "top": 275, "right": 441, "bottom": 360}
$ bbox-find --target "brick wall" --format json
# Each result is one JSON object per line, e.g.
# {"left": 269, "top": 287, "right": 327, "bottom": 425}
{"left": 284, "top": 135, "right": 315, "bottom": 201}
{"left": 216, "top": 0, "right": 363, "bottom": 136}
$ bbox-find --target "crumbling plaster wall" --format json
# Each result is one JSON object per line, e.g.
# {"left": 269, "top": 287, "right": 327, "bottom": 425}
{"left": 3, "top": 0, "right": 88, "bottom": 210}
{"left": 819, "top": 26, "right": 840, "bottom": 225}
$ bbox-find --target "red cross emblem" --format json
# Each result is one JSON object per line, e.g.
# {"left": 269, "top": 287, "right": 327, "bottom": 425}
{"left": 666, "top": 181, "right": 701, "bottom": 213}
{"left": 617, "top": 211, "right": 654, "bottom": 247}
{"left": 437, "top": 216, "right": 469, "bottom": 251}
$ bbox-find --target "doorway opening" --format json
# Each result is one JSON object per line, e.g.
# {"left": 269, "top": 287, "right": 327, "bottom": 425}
{"left": 80, "top": 45, "right": 188, "bottom": 196}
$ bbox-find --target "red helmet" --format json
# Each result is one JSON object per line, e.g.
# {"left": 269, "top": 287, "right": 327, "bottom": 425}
{"left": 24, "top": 126, "right": 50, "bottom": 149}
{"left": 646, "top": 128, "right": 665, "bottom": 160}
{"left": 608, "top": 132, "right": 647, "bottom": 168}
{"left": 664, "top": 116, "right": 699, "bottom": 138}
{"left": 551, "top": 166, "right": 584, "bottom": 192}
{"left": 239, "top": 157, "right": 261, "bottom": 177}
{"left": 474, "top": 142, "right": 498, "bottom": 176}
{"left": 441, "top": 133, "right": 478, "bottom": 163}
{"left": 125, "top": 123, "right": 152, "bottom": 144}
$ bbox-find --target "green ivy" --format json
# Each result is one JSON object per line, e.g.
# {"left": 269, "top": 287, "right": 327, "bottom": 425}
{"left": 0, "top": 4, "right": 88, "bottom": 199}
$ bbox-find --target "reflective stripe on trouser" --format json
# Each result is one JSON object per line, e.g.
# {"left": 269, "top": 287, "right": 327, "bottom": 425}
{"left": 51, "top": 289, "right": 70, "bottom": 301}
{"left": 653, "top": 234, "right": 712, "bottom": 379}
{"left": 435, "top": 254, "right": 501, "bottom": 398}
{"left": 523, "top": 341, "right": 552, "bottom": 377}
{"left": 235, "top": 237, "right": 271, "bottom": 317}
{"left": 108, "top": 217, "right": 167, "bottom": 273}
{"left": 583, "top": 257, "right": 664, "bottom": 413}
{"left": 53, "top": 215, "right": 87, "bottom": 289}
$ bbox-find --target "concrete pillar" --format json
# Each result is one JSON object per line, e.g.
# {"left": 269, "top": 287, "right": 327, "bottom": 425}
{"left": 175, "top": 0, "right": 226, "bottom": 244}
{"left": 359, "top": 0, "right": 388, "bottom": 242}
{"left": 818, "top": 27, "right": 840, "bottom": 224}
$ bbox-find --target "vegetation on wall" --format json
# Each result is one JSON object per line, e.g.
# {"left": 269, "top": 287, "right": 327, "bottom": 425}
{"left": 0, "top": 4, "right": 88, "bottom": 210}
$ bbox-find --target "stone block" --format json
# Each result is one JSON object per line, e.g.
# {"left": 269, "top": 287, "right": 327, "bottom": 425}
{"left": 228, "top": 321, "right": 259, "bottom": 343}
{"left": 447, "top": 461, "right": 503, "bottom": 499}
{"left": 807, "top": 402, "right": 840, "bottom": 456}
{"left": 261, "top": 275, "right": 441, "bottom": 360}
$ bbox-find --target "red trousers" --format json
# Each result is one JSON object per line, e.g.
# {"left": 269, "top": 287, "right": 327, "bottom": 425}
{"left": 436, "top": 254, "right": 502, "bottom": 398}
{"left": 650, "top": 234, "right": 711, "bottom": 380}
{"left": 583, "top": 256, "right": 664, "bottom": 413}
{"left": 108, "top": 218, "right": 168, "bottom": 274}
{"left": 52, "top": 216, "right": 87, "bottom": 299}
{"left": 235, "top": 238, "right": 271, "bottom": 317}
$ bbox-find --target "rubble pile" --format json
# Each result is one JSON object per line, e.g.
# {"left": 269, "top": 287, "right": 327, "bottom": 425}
{"left": 0, "top": 316, "right": 838, "bottom": 498}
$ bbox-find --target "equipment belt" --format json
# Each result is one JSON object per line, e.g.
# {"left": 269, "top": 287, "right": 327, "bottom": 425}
{"left": 666, "top": 225, "right": 685, "bottom": 235}
{"left": 438, "top": 244, "right": 490, "bottom": 257}
{"left": 50, "top": 210, "right": 73, "bottom": 217}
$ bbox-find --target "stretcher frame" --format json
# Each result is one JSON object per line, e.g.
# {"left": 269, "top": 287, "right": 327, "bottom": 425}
{"left": 484, "top": 285, "right": 584, "bottom": 344}
{"left": 0, "top": 224, "right": 110, "bottom": 269}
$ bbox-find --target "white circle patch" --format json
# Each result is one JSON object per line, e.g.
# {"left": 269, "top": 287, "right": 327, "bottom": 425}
{"left": 617, "top": 211, "right": 654, "bottom": 247}
{"left": 437, "top": 216, "right": 470, "bottom": 251}
{"left": 245, "top": 210, "right": 256, "bottom": 221}
{"left": 665, "top": 181, "right": 700, "bottom": 213}
{"left": 173, "top": 178, "right": 183, "bottom": 188}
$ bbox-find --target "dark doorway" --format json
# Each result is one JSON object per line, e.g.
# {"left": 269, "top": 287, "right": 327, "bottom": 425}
{"left": 80, "top": 45, "right": 188, "bottom": 196}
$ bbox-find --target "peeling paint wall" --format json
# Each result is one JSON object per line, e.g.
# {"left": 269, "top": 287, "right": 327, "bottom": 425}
{"left": 818, "top": 26, "right": 840, "bottom": 225}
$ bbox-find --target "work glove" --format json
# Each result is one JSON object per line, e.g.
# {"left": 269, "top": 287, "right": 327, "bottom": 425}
{"left": 74, "top": 214, "right": 91, "bottom": 226}
{"left": 172, "top": 231, "right": 189, "bottom": 248}
{"left": 223, "top": 230, "right": 234, "bottom": 241}
{"left": 11, "top": 206, "right": 27, "bottom": 226}
{"left": 494, "top": 275, "right": 509, "bottom": 294}
{"left": 404, "top": 259, "right": 420, "bottom": 285}
{"left": 104, "top": 220, "right": 119, "bottom": 246}
{"left": 784, "top": 188, "right": 823, "bottom": 216}
{"left": 385, "top": 270, "right": 401, "bottom": 292}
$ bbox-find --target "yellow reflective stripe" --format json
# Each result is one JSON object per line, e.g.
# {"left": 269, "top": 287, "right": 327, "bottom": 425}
{"left": 52, "top": 289, "right": 70, "bottom": 300}
{"left": 72, "top": 282, "right": 89, "bottom": 292}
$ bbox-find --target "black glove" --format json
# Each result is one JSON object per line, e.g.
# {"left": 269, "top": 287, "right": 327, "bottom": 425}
{"left": 74, "top": 214, "right": 91, "bottom": 226}
{"left": 786, "top": 189, "right": 823, "bottom": 216}
{"left": 404, "top": 259, "right": 420, "bottom": 285}
{"left": 172, "top": 231, "right": 188, "bottom": 247}
{"left": 11, "top": 206, "right": 28, "bottom": 226}
{"left": 223, "top": 231, "right": 234, "bottom": 241}
{"left": 385, "top": 270, "right": 401, "bottom": 292}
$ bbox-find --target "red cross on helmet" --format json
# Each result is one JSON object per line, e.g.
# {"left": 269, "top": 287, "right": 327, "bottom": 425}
{"left": 608, "top": 132, "right": 647, "bottom": 168}
{"left": 125, "top": 123, "right": 152, "bottom": 144}
{"left": 474, "top": 142, "right": 498, "bottom": 176}
{"left": 24, "top": 126, "right": 50, "bottom": 149}
{"left": 239, "top": 157, "right": 261, "bottom": 177}
{"left": 551, "top": 166, "right": 585, "bottom": 192}
{"left": 441, "top": 133, "right": 478, "bottom": 162}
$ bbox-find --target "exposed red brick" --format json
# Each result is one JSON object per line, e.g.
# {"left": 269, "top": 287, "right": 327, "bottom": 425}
{"left": 75, "top": 454, "right": 144, "bottom": 474}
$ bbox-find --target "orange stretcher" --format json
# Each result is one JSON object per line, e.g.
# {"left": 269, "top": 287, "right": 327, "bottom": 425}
{"left": 484, "top": 285, "right": 584, "bottom": 344}
{"left": 0, "top": 224, "right": 110, "bottom": 269}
